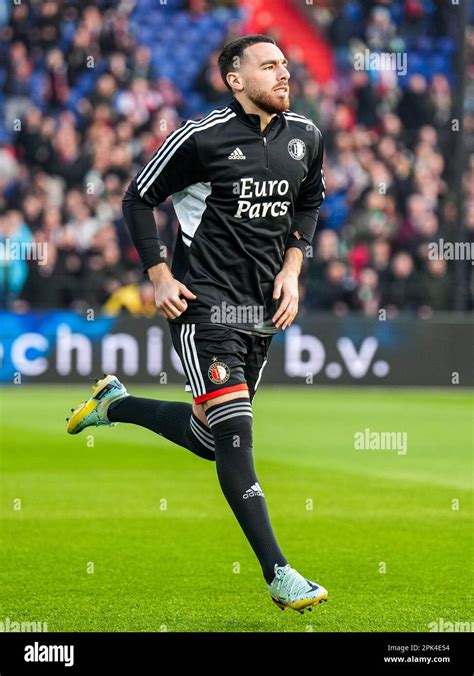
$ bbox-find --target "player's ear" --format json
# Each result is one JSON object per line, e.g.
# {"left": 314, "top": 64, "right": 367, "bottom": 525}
{"left": 227, "top": 72, "right": 243, "bottom": 92}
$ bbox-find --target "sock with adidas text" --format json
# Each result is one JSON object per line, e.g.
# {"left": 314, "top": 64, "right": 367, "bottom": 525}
{"left": 205, "top": 397, "right": 288, "bottom": 583}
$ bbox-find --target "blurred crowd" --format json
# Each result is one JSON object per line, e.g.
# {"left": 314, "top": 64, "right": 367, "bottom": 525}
{"left": 0, "top": 0, "right": 471, "bottom": 318}
{"left": 294, "top": 0, "right": 471, "bottom": 316}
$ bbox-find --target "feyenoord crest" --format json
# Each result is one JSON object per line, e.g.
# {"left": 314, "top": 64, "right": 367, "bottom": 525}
{"left": 288, "top": 138, "right": 306, "bottom": 160}
{"left": 208, "top": 358, "right": 230, "bottom": 384}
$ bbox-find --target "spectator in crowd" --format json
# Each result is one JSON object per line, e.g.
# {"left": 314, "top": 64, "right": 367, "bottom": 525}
{"left": 383, "top": 251, "right": 422, "bottom": 313}
{"left": 353, "top": 267, "right": 381, "bottom": 317}
{"left": 195, "top": 49, "right": 231, "bottom": 105}
{"left": 307, "top": 259, "right": 353, "bottom": 315}
{"left": 0, "top": 210, "right": 33, "bottom": 309}
{"left": 421, "top": 258, "right": 453, "bottom": 314}
{"left": 103, "top": 279, "right": 157, "bottom": 318}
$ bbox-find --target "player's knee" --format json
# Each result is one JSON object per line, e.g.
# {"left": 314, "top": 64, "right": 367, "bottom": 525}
{"left": 204, "top": 396, "right": 253, "bottom": 449}
{"left": 192, "top": 401, "right": 209, "bottom": 428}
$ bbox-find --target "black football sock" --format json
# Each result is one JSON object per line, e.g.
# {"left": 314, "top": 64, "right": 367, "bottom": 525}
{"left": 108, "top": 396, "right": 215, "bottom": 461}
{"left": 205, "top": 398, "right": 288, "bottom": 583}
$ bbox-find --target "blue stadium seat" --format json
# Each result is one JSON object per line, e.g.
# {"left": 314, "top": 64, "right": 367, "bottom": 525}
{"left": 436, "top": 37, "right": 455, "bottom": 55}
{"left": 60, "top": 20, "right": 77, "bottom": 51}
{"left": 429, "top": 54, "right": 450, "bottom": 76}
{"left": 30, "top": 71, "right": 45, "bottom": 106}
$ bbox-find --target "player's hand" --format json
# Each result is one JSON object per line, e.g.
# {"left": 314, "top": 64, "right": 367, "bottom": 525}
{"left": 148, "top": 263, "right": 197, "bottom": 319}
{"left": 272, "top": 270, "right": 299, "bottom": 330}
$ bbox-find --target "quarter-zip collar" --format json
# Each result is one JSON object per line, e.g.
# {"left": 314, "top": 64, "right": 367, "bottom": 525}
{"left": 228, "top": 97, "right": 283, "bottom": 135}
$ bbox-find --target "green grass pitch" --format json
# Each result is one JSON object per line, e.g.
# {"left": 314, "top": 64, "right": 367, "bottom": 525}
{"left": 0, "top": 385, "right": 472, "bottom": 632}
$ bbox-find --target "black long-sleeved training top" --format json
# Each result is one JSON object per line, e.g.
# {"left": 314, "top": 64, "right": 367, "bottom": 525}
{"left": 123, "top": 96, "right": 326, "bottom": 335}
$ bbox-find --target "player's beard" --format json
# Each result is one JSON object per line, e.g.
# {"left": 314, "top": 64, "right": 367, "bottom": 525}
{"left": 246, "top": 84, "right": 290, "bottom": 115}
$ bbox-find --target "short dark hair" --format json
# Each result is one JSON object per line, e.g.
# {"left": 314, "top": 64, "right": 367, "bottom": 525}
{"left": 218, "top": 34, "right": 276, "bottom": 93}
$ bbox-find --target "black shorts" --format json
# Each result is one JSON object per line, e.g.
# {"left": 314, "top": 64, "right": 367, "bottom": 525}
{"left": 169, "top": 322, "right": 272, "bottom": 405}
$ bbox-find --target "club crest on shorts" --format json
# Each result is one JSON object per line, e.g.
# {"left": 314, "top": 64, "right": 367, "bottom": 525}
{"left": 288, "top": 138, "right": 306, "bottom": 160}
{"left": 208, "top": 358, "right": 230, "bottom": 384}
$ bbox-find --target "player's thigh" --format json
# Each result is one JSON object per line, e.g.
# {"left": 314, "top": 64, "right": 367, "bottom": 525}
{"left": 192, "top": 401, "right": 209, "bottom": 426}
{"left": 170, "top": 321, "right": 250, "bottom": 407}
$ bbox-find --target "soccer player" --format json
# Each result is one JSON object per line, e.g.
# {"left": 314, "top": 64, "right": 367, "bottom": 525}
{"left": 67, "top": 35, "right": 328, "bottom": 614}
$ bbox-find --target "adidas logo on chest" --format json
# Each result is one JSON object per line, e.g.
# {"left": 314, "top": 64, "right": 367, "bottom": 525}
{"left": 228, "top": 147, "right": 246, "bottom": 160}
